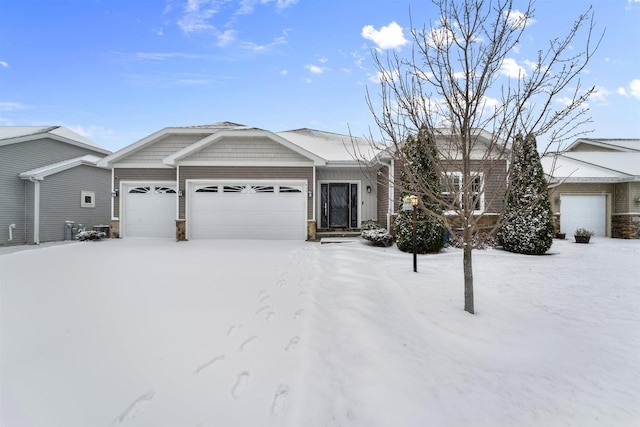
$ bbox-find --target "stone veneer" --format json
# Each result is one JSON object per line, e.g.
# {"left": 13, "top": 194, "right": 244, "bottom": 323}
{"left": 176, "top": 220, "right": 187, "bottom": 241}
{"left": 612, "top": 214, "right": 640, "bottom": 239}
{"left": 110, "top": 220, "right": 120, "bottom": 238}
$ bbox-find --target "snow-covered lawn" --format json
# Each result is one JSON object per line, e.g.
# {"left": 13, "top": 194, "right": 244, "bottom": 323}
{"left": 1, "top": 237, "right": 639, "bottom": 427}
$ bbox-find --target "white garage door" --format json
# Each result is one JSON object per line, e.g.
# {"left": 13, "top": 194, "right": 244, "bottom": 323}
{"left": 123, "top": 184, "right": 177, "bottom": 238}
{"left": 189, "top": 182, "right": 307, "bottom": 240}
{"left": 560, "top": 194, "right": 606, "bottom": 237}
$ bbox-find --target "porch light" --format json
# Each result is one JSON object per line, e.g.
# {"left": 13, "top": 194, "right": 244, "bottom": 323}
{"left": 111, "top": 189, "right": 118, "bottom": 198}
{"left": 178, "top": 190, "right": 184, "bottom": 197}
{"left": 366, "top": 185, "right": 372, "bottom": 193}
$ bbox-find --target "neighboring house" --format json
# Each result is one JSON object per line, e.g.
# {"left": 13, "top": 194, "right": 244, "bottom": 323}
{"left": 0, "top": 126, "right": 112, "bottom": 246}
{"left": 97, "top": 123, "right": 386, "bottom": 240}
{"left": 542, "top": 138, "right": 640, "bottom": 239}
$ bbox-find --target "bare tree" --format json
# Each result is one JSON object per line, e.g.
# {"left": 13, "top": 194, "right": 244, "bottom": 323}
{"left": 362, "top": 0, "right": 602, "bottom": 314}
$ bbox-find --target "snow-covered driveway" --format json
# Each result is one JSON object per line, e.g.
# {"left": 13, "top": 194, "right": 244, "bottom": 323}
{"left": 1, "top": 238, "right": 639, "bottom": 426}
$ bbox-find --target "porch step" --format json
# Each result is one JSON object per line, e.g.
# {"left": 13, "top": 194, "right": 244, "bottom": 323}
{"left": 316, "top": 230, "right": 362, "bottom": 244}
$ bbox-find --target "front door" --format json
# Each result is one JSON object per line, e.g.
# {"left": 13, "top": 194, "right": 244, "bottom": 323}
{"left": 320, "top": 183, "right": 358, "bottom": 228}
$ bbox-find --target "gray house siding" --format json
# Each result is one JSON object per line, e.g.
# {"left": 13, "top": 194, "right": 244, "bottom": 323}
{"left": 0, "top": 138, "right": 107, "bottom": 245}
{"left": 38, "top": 166, "right": 112, "bottom": 242}
{"left": 179, "top": 166, "right": 314, "bottom": 220}
{"left": 112, "top": 168, "right": 177, "bottom": 218}
{"left": 119, "top": 134, "right": 209, "bottom": 164}
{"left": 316, "top": 167, "right": 378, "bottom": 224}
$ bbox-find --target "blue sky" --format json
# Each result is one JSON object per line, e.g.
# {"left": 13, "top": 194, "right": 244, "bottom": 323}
{"left": 1, "top": 0, "right": 639, "bottom": 152}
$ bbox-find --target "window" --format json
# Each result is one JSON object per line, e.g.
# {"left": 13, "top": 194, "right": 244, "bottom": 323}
{"left": 223, "top": 185, "right": 246, "bottom": 193}
{"left": 195, "top": 186, "right": 218, "bottom": 193}
{"left": 279, "top": 186, "right": 302, "bottom": 193}
{"left": 440, "top": 173, "right": 484, "bottom": 212}
{"left": 129, "top": 186, "right": 150, "bottom": 194}
{"left": 251, "top": 185, "right": 275, "bottom": 193}
{"left": 154, "top": 186, "right": 176, "bottom": 194}
{"left": 81, "top": 191, "right": 95, "bottom": 208}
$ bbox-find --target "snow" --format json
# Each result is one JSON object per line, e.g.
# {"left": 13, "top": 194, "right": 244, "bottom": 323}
{"left": 1, "top": 237, "right": 639, "bottom": 426}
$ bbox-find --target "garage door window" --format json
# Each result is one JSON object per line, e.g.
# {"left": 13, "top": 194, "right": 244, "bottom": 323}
{"left": 196, "top": 186, "right": 218, "bottom": 193}
{"left": 252, "top": 185, "right": 275, "bottom": 193}
{"left": 154, "top": 186, "right": 176, "bottom": 194}
{"left": 129, "top": 186, "right": 150, "bottom": 194}
{"left": 279, "top": 186, "right": 302, "bottom": 193}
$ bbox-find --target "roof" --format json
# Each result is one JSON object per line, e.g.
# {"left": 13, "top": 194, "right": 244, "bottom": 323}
{"left": 18, "top": 154, "right": 103, "bottom": 181}
{"left": 0, "top": 126, "right": 110, "bottom": 155}
{"left": 542, "top": 151, "right": 640, "bottom": 183}
{"left": 277, "top": 128, "right": 380, "bottom": 163}
{"left": 565, "top": 138, "right": 640, "bottom": 152}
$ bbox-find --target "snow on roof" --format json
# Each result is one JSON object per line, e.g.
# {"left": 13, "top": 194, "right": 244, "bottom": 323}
{"left": 0, "top": 126, "right": 110, "bottom": 154}
{"left": 277, "top": 128, "right": 381, "bottom": 163}
{"left": 567, "top": 138, "right": 640, "bottom": 152}
{"left": 542, "top": 152, "right": 640, "bottom": 182}
{"left": 18, "top": 154, "right": 103, "bottom": 180}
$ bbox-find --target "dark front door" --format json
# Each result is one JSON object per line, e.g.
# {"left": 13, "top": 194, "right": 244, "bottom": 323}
{"left": 320, "top": 183, "right": 358, "bottom": 228}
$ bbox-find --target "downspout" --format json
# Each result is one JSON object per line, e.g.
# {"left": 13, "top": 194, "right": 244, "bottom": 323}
{"left": 29, "top": 177, "right": 41, "bottom": 245}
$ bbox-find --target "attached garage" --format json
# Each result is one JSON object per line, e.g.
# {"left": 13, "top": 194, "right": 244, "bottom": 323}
{"left": 560, "top": 194, "right": 607, "bottom": 237}
{"left": 122, "top": 183, "right": 177, "bottom": 238}
{"left": 188, "top": 181, "right": 307, "bottom": 240}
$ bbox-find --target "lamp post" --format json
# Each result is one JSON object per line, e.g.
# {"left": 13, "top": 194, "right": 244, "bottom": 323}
{"left": 410, "top": 195, "right": 419, "bottom": 272}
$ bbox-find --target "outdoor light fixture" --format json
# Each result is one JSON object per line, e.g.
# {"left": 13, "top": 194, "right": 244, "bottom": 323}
{"left": 111, "top": 189, "right": 118, "bottom": 197}
{"left": 308, "top": 190, "right": 313, "bottom": 198}
{"left": 178, "top": 190, "right": 184, "bottom": 197}
{"left": 366, "top": 185, "right": 372, "bottom": 193}
{"left": 410, "top": 195, "right": 419, "bottom": 272}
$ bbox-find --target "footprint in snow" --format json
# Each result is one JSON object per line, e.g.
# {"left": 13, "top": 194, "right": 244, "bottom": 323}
{"left": 193, "top": 354, "right": 225, "bottom": 375}
{"left": 239, "top": 336, "right": 257, "bottom": 351}
{"left": 293, "top": 309, "right": 304, "bottom": 320}
{"left": 284, "top": 336, "right": 299, "bottom": 352}
{"left": 112, "top": 390, "right": 155, "bottom": 424}
{"left": 256, "top": 305, "right": 271, "bottom": 315}
{"left": 270, "top": 384, "right": 289, "bottom": 415}
{"left": 226, "top": 324, "right": 242, "bottom": 336}
{"left": 231, "top": 371, "right": 250, "bottom": 399}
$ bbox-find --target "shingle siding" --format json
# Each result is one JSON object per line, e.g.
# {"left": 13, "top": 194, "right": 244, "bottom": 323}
{"left": 187, "top": 137, "right": 310, "bottom": 163}
{"left": 0, "top": 138, "right": 108, "bottom": 245}
{"left": 119, "top": 134, "right": 209, "bottom": 164}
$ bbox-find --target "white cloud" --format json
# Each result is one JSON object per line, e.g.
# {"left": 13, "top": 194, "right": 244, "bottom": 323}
{"left": 262, "top": 0, "right": 299, "bottom": 10}
{"left": 155, "top": 27, "right": 164, "bottom": 36}
{"left": 0, "top": 101, "right": 27, "bottom": 111}
{"left": 590, "top": 86, "right": 611, "bottom": 104}
{"left": 428, "top": 26, "right": 454, "bottom": 48}
{"left": 134, "top": 52, "right": 200, "bottom": 61}
{"left": 0, "top": 61, "right": 9, "bottom": 68}
{"left": 361, "top": 21, "right": 408, "bottom": 50}
{"left": 500, "top": 58, "right": 526, "bottom": 78}
{"left": 279, "top": 69, "right": 288, "bottom": 76}
{"left": 504, "top": 9, "right": 535, "bottom": 29}
{"left": 617, "top": 79, "right": 640, "bottom": 99}
{"left": 239, "top": 33, "right": 287, "bottom": 52}
{"left": 177, "top": 0, "right": 219, "bottom": 33}
{"left": 629, "top": 79, "right": 640, "bottom": 99}
{"left": 217, "top": 30, "right": 237, "bottom": 47}
{"left": 305, "top": 64, "right": 324, "bottom": 75}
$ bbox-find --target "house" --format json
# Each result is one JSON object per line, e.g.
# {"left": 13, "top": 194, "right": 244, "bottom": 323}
{"left": 96, "top": 123, "right": 387, "bottom": 240}
{"left": 0, "top": 126, "right": 112, "bottom": 245}
{"left": 388, "top": 128, "right": 510, "bottom": 232}
{"left": 542, "top": 138, "right": 640, "bottom": 239}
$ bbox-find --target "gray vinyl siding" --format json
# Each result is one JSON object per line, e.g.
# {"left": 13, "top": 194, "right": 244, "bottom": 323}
{"left": 179, "top": 166, "right": 314, "bottom": 220}
{"left": 186, "top": 137, "right": 310, "bottom": 163}
{"left": 316, "top": 167, "right": 378, "bottom": 222}
{"left": 118, "top": 134, "right": 210, "bottom": 164}
{"left": 112, "top": 168, "right": 177, "bottom": 217}
{"left": 38, "top": 166, "right": 111, "bottom": 243}
{"left": 0, "top": 138, "right": 107, "bottom": 245}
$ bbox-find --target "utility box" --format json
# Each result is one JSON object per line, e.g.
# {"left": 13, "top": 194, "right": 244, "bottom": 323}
{"left": 64, "top": 221, "right": 75, "bottom": 240}
{"left": 93, "top": 224, "right": 111, "bottom": 238}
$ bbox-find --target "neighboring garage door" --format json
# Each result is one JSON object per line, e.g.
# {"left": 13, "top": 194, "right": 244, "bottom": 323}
{"left": 189, "top": 181, "right": 307, "bottom": 240}
{"left": 560, "top": 194, "right": 606, "bottom": 237}
{"left": 123, "top": 184, "right": 177, "bottom": 238}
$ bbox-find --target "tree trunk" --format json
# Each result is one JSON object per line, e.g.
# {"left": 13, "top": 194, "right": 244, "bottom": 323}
{"left": 463, "top": 244, "right": 474, "bottom": 314}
